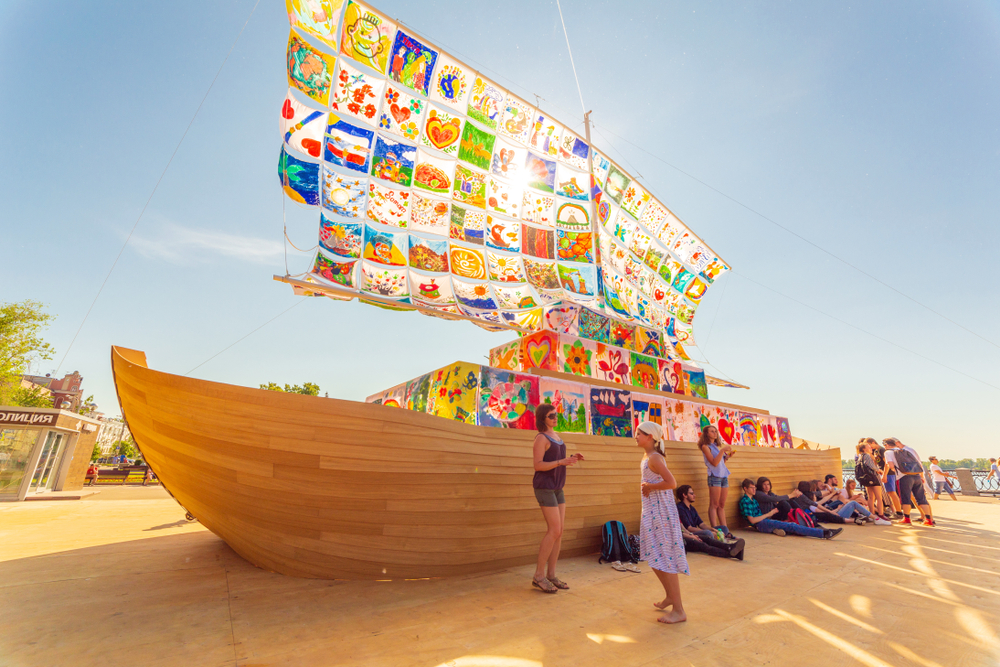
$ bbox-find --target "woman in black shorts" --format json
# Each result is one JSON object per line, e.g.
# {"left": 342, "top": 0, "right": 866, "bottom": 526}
{"left": 531, "top": 403, "right": 584, "bottom": 593}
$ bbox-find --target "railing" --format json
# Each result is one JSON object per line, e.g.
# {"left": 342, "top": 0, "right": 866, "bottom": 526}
{"left": 843, "top": 468, "right": 1000, "bottom": 495}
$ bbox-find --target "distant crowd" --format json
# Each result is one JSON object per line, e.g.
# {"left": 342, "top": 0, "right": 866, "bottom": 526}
{"left": 527, "top": 403, "right": 951, "bottom": 625}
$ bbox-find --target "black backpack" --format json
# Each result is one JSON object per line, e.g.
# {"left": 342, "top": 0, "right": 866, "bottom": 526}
{"left": 598, "top": 520, "right": 640, "bottom": 564}
{"left": 893, "top": 447, "right": 923, "bottom": 474}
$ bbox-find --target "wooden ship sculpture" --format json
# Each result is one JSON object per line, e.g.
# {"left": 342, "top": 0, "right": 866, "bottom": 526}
{"left": 112, "top": 0, "right": 839, "bottom": 579}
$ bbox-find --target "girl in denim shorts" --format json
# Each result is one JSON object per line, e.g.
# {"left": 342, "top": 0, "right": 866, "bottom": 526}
{"left": 698, "top": 425, "right": 734, "bottom": 537}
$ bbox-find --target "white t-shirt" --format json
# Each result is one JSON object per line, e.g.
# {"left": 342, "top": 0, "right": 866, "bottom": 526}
{"left": 929, "top": 463, "right": 946, "bottom": 483}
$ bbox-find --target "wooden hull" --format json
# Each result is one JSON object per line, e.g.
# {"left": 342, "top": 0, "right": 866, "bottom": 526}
{"left": 111, "top": 346, "right": 840, "bottom": 579}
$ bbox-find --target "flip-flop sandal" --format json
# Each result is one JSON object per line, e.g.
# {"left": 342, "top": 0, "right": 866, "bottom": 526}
{"left": 548, "top": 576, "right": 570, "bottom": 589}
{"left": 532, "top": 577, "right": 558, "bottom": 594}
{"left": 611, "top": 561, "right": 627, "bottom": 572}
{"left": 624, "top": 563, "right": 640, "bottom": 573}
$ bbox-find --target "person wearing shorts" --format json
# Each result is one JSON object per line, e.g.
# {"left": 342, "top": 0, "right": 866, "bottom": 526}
{"left": 531, "top": 403, "right": 584, "bottom": 593}
{"left": 885, "top": 438, "right": 935, "bottom": 526}
{"left": 928, "top": 457, "right": 958, "bottom": 501}
{"left": 698, "top": 425, "right": 734, "bottom": 537}
{"left": 881, "top": 441, "right": 903, "bottom": 516}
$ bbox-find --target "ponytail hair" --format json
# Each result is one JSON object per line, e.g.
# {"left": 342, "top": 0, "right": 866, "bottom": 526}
{"left": 637, "top": 421, "right": 665, "bottom": 456}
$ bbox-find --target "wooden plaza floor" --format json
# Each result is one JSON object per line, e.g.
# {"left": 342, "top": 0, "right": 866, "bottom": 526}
{"left": 2, "top": 487, "right": 998, "bottom": 667}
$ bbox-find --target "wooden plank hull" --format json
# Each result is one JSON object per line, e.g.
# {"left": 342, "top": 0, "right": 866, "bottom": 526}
{"left": 111, "top": 346, "right": 841, "bottom": 579}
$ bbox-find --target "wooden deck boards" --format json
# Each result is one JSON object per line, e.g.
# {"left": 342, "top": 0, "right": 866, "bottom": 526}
{"left": 2, "top": 492, "right": 998, "bottom": 667}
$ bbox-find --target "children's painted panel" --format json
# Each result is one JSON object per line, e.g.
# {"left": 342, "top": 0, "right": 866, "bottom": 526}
{"left": 556, "top": 230, "right": 593, "bottom": 263}
{"left": 449, "top": 205, "right": 486, "bottom": 244}
{"left": 449, "top": 244, "right": 487, "bottom": 279}
{"left": 408, "top": 235, "right": 449, "bottom": 272}
{"left": 321, "top": 168, "right": 367, "bottom": 217}
{"left": 331, "top": 59, "right": 384, "bottom": 125}
{"left": 630, "top": 352, "right": 659, "bottom": 391}
{"left": 540, "top": 378, "right": 588, "bottom": 434}
{"left": 521, "top": 223, "right": 554, "bottom": 260}
{"left": 360, "top": 260, "right": 408, "bottom": 297}
{"left": 485, "top": 216, "right": 520, "bottom": 252}
{"left": 452, "top": 165, "right": 487, "bottom": 208}
{"left": 493, "top": 283, "right": 538, "bottom": 309}
{"left": 556, "top": 202, "right": 590, "bottom": 231}
{"left": 409, "top": 270, "right": 454, "bottom": 304}
{"left": 370, "top": 134, "right": 416, "bottom": 186}
{"left": 525, "top": 152, "right": 557, "bottom": 193}
{"left": 426, "top": 361, "right": 479, "bottom": 424}
{"left": 408, "top": 192, "right": 450, "bottom": 235}
{"left": 487, "top": 251, "right": 526, "bottom": 283}
{"left": 287, "top": 30, "right": 336, "bottom": 106}
{"left": 518, "top": 329, "right": 559, "bottom": 372}
{"left": 545, "top": 304, "right": 580, "bottom": 335}
{"left": 339, "top": 0, "right": 395, "bottom": 73}
{"left": 657, "top": 358, "right": 685, "bottom": 395}
{"left": 578, "top": 307, "right": 610, "bottom": 343}
{"left": 523, "top": 258, "right": 560, "bottom": 291}
{"left": 559, "top": 336, "right": 595, "bottom": 377}
{"left": 366, "top": 181, "right": 410, "bottom": 227}
{"left": 478, "top": 367, "right": 539, "bottom": 430}
{"left": 594, "top": 344, "right": 631, "bottom": 385}
{"left": 497, "top": 96, "right": 533, "bottom": 144}
{"left": 521, "top": 192, "right": 555, "bottom": 226}
{"left": 324, "top": 117, "right": 375, "bottom": 173}
{"left": 590, "top": 387, "right": 632, "bottom": 437}
{"left": 280, "top": 90, "right": 326, "bottom": 158}
{"left": 420, "top": 107, "right": 464, "bottom": 155}
{"left": 775, "top": 417, "right": 793, "bottom": 448}
{"left": 486, "top": 178, "right": 522, "bottom": 219}
{"left": 387, "top": 29, "right": 438, "bottom": 96}
{"left": 286, "top": 0, "right": 344, "bottom": 47}
{"left": 413, "top": 150, "right": 455, "bottom": 195}
{"left": 604, "top": 163, "right": 631, "bottom": 205}
{"left": 452, "top": 278, "right": 496, "bottom": 310}
{"left": 362, "top": 223, "right": 407, "bottom": 266}
{"left": 467, "top": 75, "right": 505, "bottom": 129}
{"left": 489, "top": 339, "right": 522, "bottom": 371}
{"left": 555, "top": 164, "right": 589, "bottom": 202}
{"left": 557, "top": 262, "right": 597, "bottom": 297}
{"left": 682, "top": 365, "right": 708, "bottom": 399}
{"left": 430, "top": 53, "right": 471, "bottom": 110}
{"left": 279, "top": 146, "right": 320, "bottom": 205}
{"left": 312, "top": 251, "right": 358, "bottom": 288}
{"left": 378, "top": 85, "right": 424, "bottom": 141}
{"left": 631, "top": 394, "right": 669, "bottom": 440}
{"left": 319, "top": 215, "right": 363, "bottom": 258}
{"left": 490, "top": 138, "right": 528, "bottom": 181}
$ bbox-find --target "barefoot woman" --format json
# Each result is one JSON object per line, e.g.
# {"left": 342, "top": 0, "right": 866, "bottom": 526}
{"left": 531, "top": 403, "right": 583, "bottom": 593}
{"left": 636, "top": 421, "right": 688, "bottom": 624}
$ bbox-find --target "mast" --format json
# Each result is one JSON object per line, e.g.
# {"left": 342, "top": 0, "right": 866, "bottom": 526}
{"left": 583, "top": 110, "right": 604, "bottom": 310}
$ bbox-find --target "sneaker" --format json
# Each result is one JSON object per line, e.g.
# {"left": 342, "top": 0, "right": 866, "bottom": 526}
{"left": 923, "top": 519, "right": 936, "bottom": 527}
{"left": 728, "top": 538, "right": 746, "bottom": 559}
{"left": 901, "top": 516, "right": 912, "bottom": 525}
{"left": 771, "top": 528, "right": 786, "bottom": 537}
{"left": 895, "top": 512, "right": 906, "bottom": 519}
{"left": 874, "top": 518, "right": 892, "bottom": 526}
{"left": 823, "top": 528, "right": 844, "bottom": 539}
{"left": 854, "top": 517, "right": 866, "bottom": 526}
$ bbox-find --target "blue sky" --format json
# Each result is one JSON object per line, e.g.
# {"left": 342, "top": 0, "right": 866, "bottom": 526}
{"left": 2, "top": 1, "right": 998, "bottom": 460}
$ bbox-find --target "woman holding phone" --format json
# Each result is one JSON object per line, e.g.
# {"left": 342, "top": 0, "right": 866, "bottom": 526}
{"left": 698, "top": 425, "right": 734, "bottom": 536}
{"left": 531, "top": 403, "right": 584, "bottom": 593}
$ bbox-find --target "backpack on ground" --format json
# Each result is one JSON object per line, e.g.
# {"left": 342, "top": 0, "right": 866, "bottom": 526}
{"left": 598, "top": 520, "right": 639, "bottom": 564}
{"left": 786, "top": 507, "right": 816, "bottom": 529}
{"left": 893, "top": 447, "right": 923, "bottom": 474}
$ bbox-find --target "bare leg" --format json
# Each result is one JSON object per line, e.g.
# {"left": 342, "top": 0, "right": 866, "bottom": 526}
{"left": 652, "top": 569, "right": 686, "bottom": 624}
{"left": 707, "top": 486, "right": 723, "bottom": 529}
{"left": 887, "top": 491, "right": 902, "bottom": 513}
{"left": 546, "top": 503, "right": 566, "bottom": 579}
{"left": 534, "top": 505, "right": 563, "bottom": 581}
{"left": 716, "top": 486, "right": 730, "bottom": 531}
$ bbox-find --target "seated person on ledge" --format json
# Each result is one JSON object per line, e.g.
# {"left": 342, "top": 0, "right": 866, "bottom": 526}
{"left": 753, "top": 476, "right": 802, "bottom": 522}
{"left": 792, "top": 481, "right": 847, "bottom": 524}
{"left": 738, "top": 478, "right": 841, "bottom": 539}
{"left": 824, "top": 478, "right": 890, "bottom": 525}
{"left": 675, "top": 485, "right": 746, "bottom": 560}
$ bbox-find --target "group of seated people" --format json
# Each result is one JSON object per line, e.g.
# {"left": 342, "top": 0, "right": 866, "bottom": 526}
{"left": 676, "top": 473, "right": 894, "bottom": 561}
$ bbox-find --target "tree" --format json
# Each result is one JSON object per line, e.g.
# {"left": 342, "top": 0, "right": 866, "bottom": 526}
{"left": 0, "top": 300, "right": 55, "bottom": 406}
{"left": 10, "top": 384, "right": 54, "bottom": 408}
{"left": 91, "top": 443, "right": 102, "bottom": 462}
{"left": 260, "top": 382, "right": 320, "bottom": 396}
{"left": 113, "top": 440, "right": 137, "bottom": 460}
{"left": 77, "top": 395, "right": 97, "bottom": 416}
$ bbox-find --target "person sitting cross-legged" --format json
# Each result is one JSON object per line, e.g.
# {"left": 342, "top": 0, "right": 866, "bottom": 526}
{"left": 738, "top": 478, "right": 842, "bottom": 539}
{"left": 792, "top": 481, "right": 848, "bottom": 524}
{"left": 675, "top": 485, "right": 746, "bottom": 560}
{"left": 820, "top": 479, "right": 892, "bottom": 525}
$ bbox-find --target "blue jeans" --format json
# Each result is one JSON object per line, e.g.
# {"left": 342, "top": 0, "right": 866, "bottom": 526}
{"left": 836, "top": 501, "right": 871, "bottom": 519}
{"left": 755, "top": 518, "right": 825, "bottom": 538}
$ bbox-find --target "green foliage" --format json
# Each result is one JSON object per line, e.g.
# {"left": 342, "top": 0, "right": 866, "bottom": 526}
{"left": 0, "top": 300, "right": 55, "bottom": 406}
{"left": 77, "top": 395, "right": 96, "bottom": 415}
{"left": 260, "top": 382, "right": 320, "bottom": 396}
{"left": 92, "top": 443, "right": 102, "bottom": 462}
{"left": 844, "top": 457, "right": 991, "bottom": 470}
{"left": 113, "top": 440, "right": 138, "bottom": 460}
{"left": 10, "top": 384, "right": 54, "bottom": 408}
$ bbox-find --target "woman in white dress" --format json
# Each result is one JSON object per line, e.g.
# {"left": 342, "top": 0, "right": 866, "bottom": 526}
{"left": 636, "top": 421, "right": 689, "bottom": 624}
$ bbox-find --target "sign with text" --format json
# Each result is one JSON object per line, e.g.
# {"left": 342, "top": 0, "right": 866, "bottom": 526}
{"left": 0, "top": 410, "right": 56, "bottom": 427}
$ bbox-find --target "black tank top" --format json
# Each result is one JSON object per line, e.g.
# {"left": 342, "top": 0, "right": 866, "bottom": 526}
{"left": 532, "top": 432, "right": 566, "bottom": 490}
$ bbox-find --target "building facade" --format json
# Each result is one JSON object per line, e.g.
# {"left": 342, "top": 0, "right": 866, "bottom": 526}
{"left": 95, "top": 417, "right": 133, "bottom": 455}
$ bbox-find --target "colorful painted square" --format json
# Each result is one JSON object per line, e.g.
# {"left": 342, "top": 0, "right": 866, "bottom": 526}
{"left": 556, "top": 202, "right": 589, "bottom": 231}
{"left": 449, "top": 244, "right": 486, "bottom": 279}
{"left": 525, "top": 153, "right": 557, "bottom": 193}
{"left": 458, "top": 123, "right": 496, "bottom": 171}
{"left": 406, "top": 372, "right": 432, "bottom": 412}
{"left": 387, "top": 29, "right": 438, "bottom": 96}
{"left": 321, "top": 168, "right": 367, "bottom": 217}
{"left": 280, "top": 91, "right": 326, "bottom": 159}
{"left": 409, "top": 270, "right": 454, "bottom": 304}
{"left": 644, "top": 246, "right": 666, "bottom": 271}
{"left": 489, "top": 339, "right": 522, "bottom": 371}
{"left": 631, "top": 395, "right": 668, "bottom": 440}
{"left": 490, "top": 138, "right": 527, "bottom": 180}
{"left": 594, "top": 344, "right": 631, "bottom": 385}
{"left": 467, "top": 75, "right": 505, "bottom": 129}
{"left": 378, "top": 85, "right": 423, "bottom": 140}
{"left": 420, "top": 107, "right": 463, "bottom": 155}
{"left": 366, "top": 181, "right": 410, "bottom": 227}
{"left": 604, "top": 164, "right": 631, "bottom": 205}
{"left": 578, "top": 307, "right": 610, "bottom": 343}
{"left": 361, "top": 260, "right": 408, "bottom": 297}
{"left": 409, "top": 193, "right": 450, "bottom": 235}
{"left": 286, "top": 0, "right": 344, "bottom": 48}
{"left": 370, "top": 135, "right": 415, "bottom": 186}
{"left": 591, "top": 151, "right": 610, "bottom": 190}
{"left": 630, "top": 352, "right": 658, "bottom": 390}
{"left": 557, "top": 262, "right": 597, "bottom": 297}
{"left": 413, "top": 149, "right": 455, "bottom": 195}
{"left": 519, "top": 330, "right": 559, "bottom": 371}
{"left": 555, "top": 164, "right": 589, "bottom": 201}
{"left": 339, "top": 1, "right": 394, "bottom": 73}
{"left": 279, "top": 146, "right": 320, "bottom": 205}
{"left": 683, "top": 366, "right": 708, "bottom": 399}
{"left": 523, "top": 259, "right": 560, "bottom": 291}
{"left": 636, "top": 328, "right": 663, "bottom": 357}
{"left": 501, "top": 307, "right": 543, "bottom": 332}
{"left": 557, "top": 133, "right": 589, "bottom": 170}
{"left": 363, "top": 224, "right": 407, "bottom": 266}
{"left": 493, "top": 283, "right": 538, "bottom": 309}
{"left": 324, "top": 117, "right": 374, "bottom": 173}
{"left": 312, "top": 251, "right": 357, "bottom": 288}
{"left": 521, "top": 223, "right": 554, "bottom": 259}
{"left": 486, "top": 178, "right": 521, "bottom": 218}
{"left": 430, "top": 53, "right": 471, "bottom": 110}
{"left": 528, "top": 113, "right": 563, "bottom": 158}
{"left": 775, "top": 416, "right": 793, "bottom": 448}
{"left": 560, "top": 336, "right": 595, "bottom": 377}
{"left": 425, "top": 362, "right": 479, "bottom": 424}
{"left": 478, "top": 367, "right": 540, "bottom": 430}
{"left": 620, "top": 181, "right": 650, "bottom": 219}
{"left": 452, "top": 165, "right": 487, "bottom": 208}
{"left": 497, "top": 96, "right": 533, "bottom": 144}
{"left": 639, "top": 199, "right": 669, "bottom": 234}
{"left": 544, "top": 304, "right": 580, "bottom": 334}
{"left": 319, "top": 215, "right": 362, "bottom": 258}
{"left": 610, "top": 321, "right": 636, "bottom": 349}
{"left": 485, "top": 216, "right": 520, "bottom": 252}
{"left": 452, "top": 278, "right": 496, "bottom": 310}
{"left": 685, "top": 276, "right": 708, "bottom": 302}
{"left": 555, "top": 230, "right": 593, "bottom": 263}
{"left": 408, "top": 235, "right": 449, "bottom": 272}
{"left": 449, "top": 205, "right": 485, "bottom": 244}
{"left": 540, "top": 378, "right": 588, "bottom": 433}
{"left": 287, "top": 30, "right": 336, "bottom": 106}
{"left": 331, "top": 59, "right": 383, "bottom": 125}
{"left": 590, "top": 387, "right": 632, "bottom": 437}
{"left": 487, "top": 252, "right": 526, "bottom": 283}
{"left": 521, "top": 192, "right": 555, "bottom": 226}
